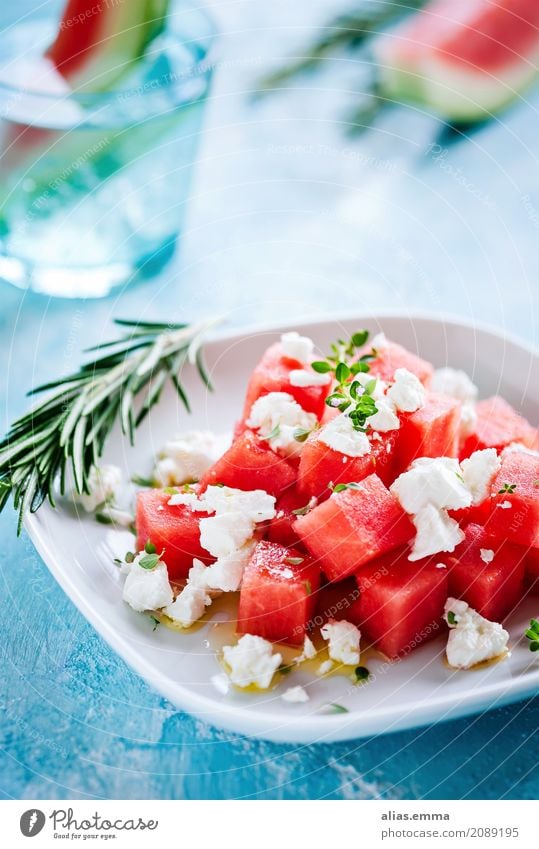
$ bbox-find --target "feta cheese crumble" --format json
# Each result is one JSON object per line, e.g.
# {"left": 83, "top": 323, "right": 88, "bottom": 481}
{"left": 246, "top": 391, "right": 317, "bottom": 458}
{"left": 297, "top": 635, "right": 317, "bottom": 662}
{"left": 199, "top": 512, "right": 255, "bottom": 557}
{"left": 289, "top": 368, "right": 331, "bottom": 388}
{"left": 280, "top": 331, "right": 314, "bottom": 363}
{"left": 282, "top": 685, "right": 310, "bottom": 703}
{"left": 444, "top": 598, "right": 509, "bottom": 669}
{"left": 366, "top": 396, "right": 400, "bottom": 433}
{"left": 409, "top": 506, "right": 464, "bottom": 561}
{"left": 387, "top": 368, "right": 426, "bottom": 413}
{"left": 319, "top": 413, "right": 371, "bottom": 457}
{"left": 320, "top": 619, "right": 361, "bottom": 666}
{"left": 223, "top": 634, "right": 282, "bottom": 689}
{"left": 390, "top": 457, "right": 471, "bottom": 513}
{"left": 73, "top": 464, "right": 123, "bottom": 513}
{"left": 460, "top": 448, "right": 501, "bottom": 505}
{"left": 153, "top": 430, "right": 223, "bottom": 487}
{"left": 317, "top": 660, "right": 334, "bottom": 675}
{"left": 201, "top": 485, "right": 276, "bottom": 522}
{"left": 431, "top": 367, "right": 478, "bottom": 403}
{"left": 165, "top": 583, "right": 211, "bottom": 628}
{"left": 203, "top": 542, "right": 256, "bottom": 592}
{"left": 122, "top": 554, "right": 173, "bottom": 613}
{"left": 480, "top": 548, "right": 495, "bottom": 564}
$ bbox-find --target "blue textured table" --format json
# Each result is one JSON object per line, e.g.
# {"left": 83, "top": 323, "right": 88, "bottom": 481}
{"left": 1, "top": 0, "right": 539, "bottom": 800}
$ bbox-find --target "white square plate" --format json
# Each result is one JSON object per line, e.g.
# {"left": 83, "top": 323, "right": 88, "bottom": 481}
{"left": 26, "top": 312, "right": 539, "bottom": 743}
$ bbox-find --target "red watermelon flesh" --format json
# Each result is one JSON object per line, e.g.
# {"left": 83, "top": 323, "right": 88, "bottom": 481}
{"left": 268, "top": 486, "right": 315, "bottom": 548}
{"left": 461, "top": 397, "right": 538, "bottom": 458}
{"left": 199, "top": 430, "right": 296, "bottom": 498}
{"left": 357, "top": 339, "right": 434, "bottom": 385}
{"left": 356, "top": 548, "right": 448, "bottom": 659}
{"left": 295, "top": 473, "right": 414, "bottom": 582}
{"left": 395, "top": 392, "right": 461, "bottom": 474}
{"left": 526, "top": 547, "right": 539, "bottom": 589}
{"left": 136, "top": 489, "right": 212, "bottom": 582}
{"left": 314, "top": 578, "right": 362, "bottom": 627}
{"left": 237, "top": 541, "right": 321, "bottom": 645}
{"left": 486, "top": 449, "right": 539, "bottom": 549}
{"left": 297, "top": 427, "right": 398, "bottom": 499}
{"left": 241, "top": 342, "right": 331, "bottom": 424}
{"left": 447, "top": 523, "right": 526, "bottom": 621}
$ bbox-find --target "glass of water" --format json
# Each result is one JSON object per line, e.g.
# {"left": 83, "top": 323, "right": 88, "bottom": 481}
{"left": 0, "top": 2, "right": 216, "bottom": 297}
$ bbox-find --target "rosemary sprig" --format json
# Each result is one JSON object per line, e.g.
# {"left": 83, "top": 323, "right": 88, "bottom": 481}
{"left": 0, "top": 317, "right": 219, "bottom": 533}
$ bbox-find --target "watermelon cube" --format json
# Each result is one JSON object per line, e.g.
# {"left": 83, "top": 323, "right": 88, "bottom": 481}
{"left": 486, "top": 449, "right": 539, "bottom": 548}
{"left": 526, "top": 548, "right": 539, "bottom": 589}
{"left": 295, "top": 473, "right": 414, "bottom": 582}
{"left": 237, "top": 541, "right": 321, "bottom": 645}
{"left": 461, "top": 396, "right": 538, "bottom": 457}
{"left": 297, "top": 428, "right": 398, "bottom": 499}
{"left": 358, "top": 338, "right": 433, "bottom": 385}
{"left": 356, "top": 548, "right": 448, "bottom": 659}
{"left": 314, "top": 578, "right": 362, "bottom": 627}
{"left": 447, "top": 523, "right": 526, "bottom": 621}
{"left": 268, "top": 486, "right": 314, "bottom": 548}
{"left": 241, "top": 342, "right": 330, "bottom": 423}
{"left": 395, "top": 392, "right": 461, "bottom": 474}
{"left": 136, "top": 489, "right": 211, "bottom": 582}
{"left": 199, "top": 430, "right": 296, "bottom": 498}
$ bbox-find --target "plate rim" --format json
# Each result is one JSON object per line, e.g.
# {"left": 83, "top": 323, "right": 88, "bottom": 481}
{"left": 25, "top": 310, "right": 539, "bottom": 743}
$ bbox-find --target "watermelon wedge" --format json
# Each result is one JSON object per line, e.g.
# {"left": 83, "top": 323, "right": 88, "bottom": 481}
{"left": 376, "top": 0, "right": 539, "bottom": 122}
{"left": 461, "top": 396, "right": 538, "bottom": 458}
{"left": 486, "top": 448, "right": 539, "bottom": 548}
{"left": 396, "top": 391, "right": 461, "bottom": 474}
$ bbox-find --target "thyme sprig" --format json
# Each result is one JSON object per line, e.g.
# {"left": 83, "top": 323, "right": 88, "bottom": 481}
{"left": 0, "top": 317, "right": 219, "bottom": 533}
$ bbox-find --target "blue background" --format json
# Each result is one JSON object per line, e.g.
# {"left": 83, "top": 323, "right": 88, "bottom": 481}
{"left": 1, "top": 1, "right": 538, "bottom": 799}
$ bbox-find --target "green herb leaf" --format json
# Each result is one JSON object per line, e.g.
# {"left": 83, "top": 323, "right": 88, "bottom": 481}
{"left": 138, "top": 553, "right": 161, "bottom": 570}
{"left": 144, "top": 539, "right": 157, "bottom": 554}
{"left": 524, "top": 619, "right": 539, "bottom": 651}
{"left": 125, "top": 551, "right": 135, "bottom": 564}
{"left": 293, "top": 427, "right": 312, "bottom": 443}
{"left": 335, "top": 362, "right": 351, "bottom": 384}
{"left": 304, "top": 579, "right": 312, "bottom": 595}
{"left": 351, "top": 330, "right": 369, "bottom": 348}
{"left": 291, "top": 501, "right": 314, "bottom": 517}
{"left": 331, "top": 481, "right": 362, "bottom": 493}
{"left": 131, "top": 474, "right": 155, "bottom": 487}
{"left": 321, "top": 703, "right": 349, "bottom": 715}
{"left": 354, "top": 666, "right": 370, "bottom": 682}
{"left": 311, "top": 361, "right": 332, "bottom": 374}
{"left": 278, "top": 663, "right": 293, "bottom": 676}
{"left": 447, "top": 611, "right": 457, "bottom": 626}
{"left": 150, "top": 615, "right": 160, "bottom": 631}
{"left": 261, "top": 424, "right": 281, "bottom": 441}
{"left": 498, "top": 483, "right": 517, "bottom": 494}
{"left": 285, "top": 556, "right": 304, "bottom": 566}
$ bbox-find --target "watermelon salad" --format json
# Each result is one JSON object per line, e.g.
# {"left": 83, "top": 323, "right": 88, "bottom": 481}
{"left": 74, "top": 328, "right": 539, "bottom": 701}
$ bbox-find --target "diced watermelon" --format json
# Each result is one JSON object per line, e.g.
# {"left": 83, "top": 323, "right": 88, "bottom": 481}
{"left": 357, "top": 339, "right": 434, "bottom": 385}
{"left": 199, "top": 430, "right": 296, "bottom": 498}
{"left": 526, "top": 548, "right": 539, "bottom": 589}
{"left": 237, "top": 541, "right": 321, "bottom": 645}
{"left": 295, "top": 474, "right": 414, "bottom": 582}
{"left": 486, "top": 449, "right": 539, "bottom": 548}
{"left": 297, "top": 428, "right": 398, "bottom": 499}
{"left": 376, "top": 0, "right": 539, "bottom": 121}
{"left": 461, "top": 397, "right": 538, "bottom": 458}
{"left": 136, "top": 489, "right": 211, "bottom": 582}
{"left": 447, "top": 523, "right": 526, "bottom": 621}
{"left": 356, "top": 548, "right": 448, "bottom": 659}
{"left": 395, "top": 392, "right": 461, "bottom": 474}
{"left": 241, "top": 342, "right": 331, "bottom": 423}
{"left": 314, "top": 578, "right": 362, "bottom": 627}
{"left": 268, "top": 486, "right": 313, "bottom": 548}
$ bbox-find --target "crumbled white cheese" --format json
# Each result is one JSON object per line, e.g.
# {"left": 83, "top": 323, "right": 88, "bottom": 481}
{"left": 480, "top": 548, "right": 495, "bottom": 564}
{"left": 366, "top": 396, "right": 400, "bottom": 433}
{"left": 165, "top": 583, "right": 211, "bottom": 628}
{"left": 153, "top": 431, "right": 222, "bottom": 487}
{"left": 201, "top": 485, "right": 276, "bottom": 522}
{"left": 409, "top": 505, "right": 464, "bottom": 561}
{"left": 223, "top": 634, "right": 282, "bottom": 689}
{"left": 74, "top": 464, "right": 123, "bottom": 513}
{"left": 460, "top": 401, "right": 478, "bottom": 438}
{"left": 122, "top": 555, "right": 173, "bottom": 613}
{"left": 444, "top": 598, "right": 509, "bottom": 669}
{"left": 502, "top": 442, "right": 539, "bottom": 458}
{"left": 199, "top": 512, "right": 255, "bottom": 558}
{"left": 280, "top": 331, "right": 314, "bottom": 363}
{"left": 204, "top": 542, "right": 255, "bottom": 592}
{"left": 319, "top": 413, "right": 371, "bottom": 457}
{"left": 317, "top": 660, "right": 334, "bottom": 675}
{"left": 391, "top": 457, "right": 471, "bottom": 513}
{"left": 282, "top": 685, "right": 310, "bottom": 703}
{"left": 387, "top": 368, "right": 426, "bottom": 413}
{"left": 371, "top": 332, "right": 388, "bottom": 350}
{"left": 246, "top": 391, "right": 317, "bottom": 458}
{"left": 168, "top": 490, "right": 201, "bottom": 510}
{"left": 498, "top": 500, "right": 512, "bottom": 509}
{"left": 289, "top": 368, "right": 331, "bottom": 388}
{"left": 297, "top": 635, "right": 317, "bottom": 662}
{"left": 320, "top": 619, "right": 361, "bottom": 666}
{"left": 211, "top": 673, "right": 230, "bottom": 695}
{"left": 431, "top": 367, "right": 478, "bottom": 403}
{"left": 355, "top": 372, "right": 388, "bottom": 400}
{"left": 461, "top": 448, "right": 501, "bottom": 505}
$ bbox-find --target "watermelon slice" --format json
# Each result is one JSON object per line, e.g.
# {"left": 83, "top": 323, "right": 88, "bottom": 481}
{"left": 447, "top": 523, "right": 526, "bottom": 621}
{"left": 357, "top": 338, "right": 434, "bottom": 385}
{"left": 396, "top": 391, "right": 461, "bottom": 474}
{"left": 237, "top": 541, "right": 321, "bottom": 645}
{"left": 376, "top": 0, "right": 539, "bottom": 121}
{"left": 268, "top": 486, "right": 314, "bottom": 548}
{"left": 136, "top": 489, "right": 212, "bottom": 582}
{"left": 486, "top": 448, "right": 539, "bottom": 548}
{"left": 297, "top": 426, "right": 398, "bottom": 498}
{"left": 240, "top": 342, "right": 331, "bottom": 424}
{"left": 461, "top": 396, "right": 538, "bottom": 458}
{"left": 199, "top": 430, "right": 296, "bottom": 498}
{"left": 356, "top": 548, "right": 448, "bottom": 659}
{"left": 295, "top": 473, "right": 414, "bottom": 582}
